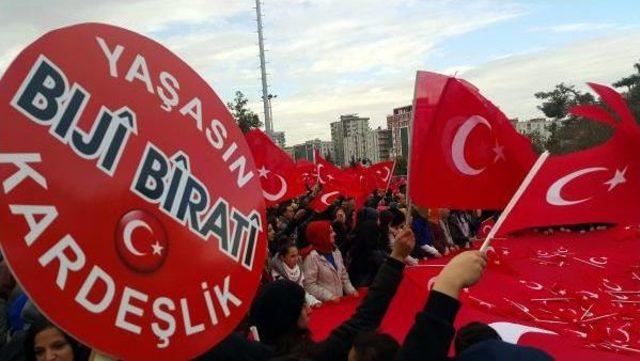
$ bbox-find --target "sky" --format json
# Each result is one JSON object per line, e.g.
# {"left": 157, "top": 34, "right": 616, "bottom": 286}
{"left": 1, "top": 0, "right": 639, "bottom": 145}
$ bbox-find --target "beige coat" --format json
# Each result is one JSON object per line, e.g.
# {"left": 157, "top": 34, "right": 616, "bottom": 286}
{"left": 303, "top": 249, "right": 356, "bottom": 301}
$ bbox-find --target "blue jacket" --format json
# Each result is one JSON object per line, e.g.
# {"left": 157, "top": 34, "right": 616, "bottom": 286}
{"left": 412, "top": 215, "right": 435, "bottom": 248}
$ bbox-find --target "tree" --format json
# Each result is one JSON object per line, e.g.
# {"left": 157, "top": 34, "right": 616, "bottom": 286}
{"left": 534, "top": 83, "right": 595, "bottom": 120}
{"left": 523, "top": 129, "right": 545, "bottom": 154}
{"left": 534, "top": 83, "right": 611, "bottom": 154}
{"left": 227, "top": 91, "right": 262, "bottom": 133}
{"left": 613, "top": 61, "right": 640, "bottom": 123}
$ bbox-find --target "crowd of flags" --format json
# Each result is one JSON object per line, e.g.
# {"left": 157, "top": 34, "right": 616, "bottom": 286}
{"left": 245, "top": 129, "right": 398, "bottom": 212}
{"left": 243, "top": 71, "right": 640, "bottom": 357}
{"left": 246, "top": 71, "right": 639, "bottom": 236}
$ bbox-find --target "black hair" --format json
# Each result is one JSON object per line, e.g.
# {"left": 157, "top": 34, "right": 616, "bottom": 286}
{"left": 351, "top": 332, "right": 399, "bottom": 361}
{"left": 277, "top": 242, "right": 297, "bottom": 258}
{"left": 25, "top": 318, "right": 90, "bottom": 361}
{"left": 454, "top": 322, "right": 502, "bottom": 356}
{"left": 389, "top": 207, "right": 405, "bottom": 227}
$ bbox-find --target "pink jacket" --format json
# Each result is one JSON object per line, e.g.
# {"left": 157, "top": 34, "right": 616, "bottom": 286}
{"left": 303, "top": 249, "right": 356, "bottom": 301}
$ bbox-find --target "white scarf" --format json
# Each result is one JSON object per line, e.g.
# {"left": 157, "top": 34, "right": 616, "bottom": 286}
{"left": 282, "top": 262, "right": 303, "bottom": 285}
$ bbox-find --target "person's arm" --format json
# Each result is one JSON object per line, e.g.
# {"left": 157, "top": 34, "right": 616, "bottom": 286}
{"left": 397, "top": 251, "right": 487, "bottom": 361}
{"left": 311, "top": 228, "right": 416, "bottom": 360}
{"left": 302, "top": 254, "right": 336, "bottom": 302}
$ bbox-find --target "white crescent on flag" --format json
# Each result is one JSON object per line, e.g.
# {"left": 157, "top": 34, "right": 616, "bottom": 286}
{"left": 377, "top": 166, "right": 391, "bottom": 182}
{"left": 545, "top": 167, "right": 608, "bottom": 206}
{"left": 262, "top": 173, "right": 288, "bottom": 201}
{"left": 321, "top": 191, "right": 340, "bottom": 205}
{"left": 451, "top": 115, "right": 492, "bottom": 176}
{"left": 122, "top": 219, "right": 151, "bottom": 256}
{"left": 317, "top": 163, "right": 326, "bottom": 184}
{"left": 489, "top": 322, "right": 557, "bottom": 344}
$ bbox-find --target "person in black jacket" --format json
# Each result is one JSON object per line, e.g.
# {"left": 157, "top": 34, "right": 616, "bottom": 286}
{"left": 202, "top": 227, "right": 415, "bottom": 361}
{"left": 396, "top": 251, "right": 553, "bottom": 361}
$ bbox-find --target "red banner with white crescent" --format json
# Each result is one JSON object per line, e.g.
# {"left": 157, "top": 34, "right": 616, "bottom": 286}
{"left": 499, "top": 84, "right": 640, "bottom": 235}
{"left": 245, "top": 129, "right": 307, "bottom": 206}
{"left": 409, "top": 71, "right": 536, "bottom": 210}
{"left": 310, "top": 226, "right": 640, "bottom": 360}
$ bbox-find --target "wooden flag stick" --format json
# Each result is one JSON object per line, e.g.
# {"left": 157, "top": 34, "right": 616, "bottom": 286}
{"left": 383, "top": 159, "right": 397, "bottom": 194}
{"left": 479, "top": 151, "right": 550, "bottom": 253}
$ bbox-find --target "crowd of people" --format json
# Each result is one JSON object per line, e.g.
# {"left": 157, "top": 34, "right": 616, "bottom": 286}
{"left": 203, "top": 184, "right": 551, "bottom": 360}
{"left": 0, "top": 182, "right": 554, "bottom": 360}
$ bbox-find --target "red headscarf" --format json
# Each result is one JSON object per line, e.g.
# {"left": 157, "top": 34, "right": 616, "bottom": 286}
{"left": 305, "top": 221, "right": 334, "bottom": 254}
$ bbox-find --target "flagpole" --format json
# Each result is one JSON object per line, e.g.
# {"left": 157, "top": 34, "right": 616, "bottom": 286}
{"left": 384, "top": 159, "right": 397, "bottom": 194}
{"left": 479, "top": 151, "right": 550, "bottom": 253}
{"left": 404, "top": 73, "right": 420, "bottom": 226}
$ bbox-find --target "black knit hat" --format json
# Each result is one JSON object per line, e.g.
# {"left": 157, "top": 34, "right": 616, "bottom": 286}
{"left": 249, "top": 279, "right": 306, "bottom": 345}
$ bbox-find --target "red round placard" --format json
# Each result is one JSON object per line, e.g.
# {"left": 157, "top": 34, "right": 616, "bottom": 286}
{"left": 0, "top": 23, "right": 266, "bottom": 360}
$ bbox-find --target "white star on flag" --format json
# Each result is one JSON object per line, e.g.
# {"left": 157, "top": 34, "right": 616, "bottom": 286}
{"left": 492, "top": 142, "right": 505, "bottom": 163}
{"left": 151, "top": 241, "right": 164, "bottom": 256}
{"left": 604, "top": 167, "right": 627, "bottom": 191}
{"left": 258, "top": 166, "right": 270, "bottom": 178}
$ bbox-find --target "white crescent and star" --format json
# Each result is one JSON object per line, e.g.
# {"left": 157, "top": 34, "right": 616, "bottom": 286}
{"left": 451, "top": 115, "right": 505, "bottom": 176}
{"left": 123, "top": 219, "right": 163, "bottom": 257}
{"left": 258, "top": 166, "right": 288, "bottom": 201}
{"left": 546, "top": 166, "right": 628, "bottom": 206}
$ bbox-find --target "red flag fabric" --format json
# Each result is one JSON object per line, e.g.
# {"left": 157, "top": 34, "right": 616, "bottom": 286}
{"left": 245, "top": 130, "right": 306, "bottom": 206}
{"left": 365, "top": 160, "right": 395, "bottom": 189}
{"left": 499, "top": 85, "right": 640, "bottom": 235}
{"left": 389, "top": 175, "right": 406, "bottom": 194}
{"left": 309, "top": 226, "right": 640, "bottom": 360}
{"left": 315, "top": 149, "right": 343, "bottom": 185}
{"left": 308, "top": 183, "right": 344, "bottom": 213}
{"left": 409, "top": 71, "right": 536, "bottom": 209}
{"left": 477, "top": 217, "right": 496, "bottom": 239}
{"left": 296, "top": 159, "right": 317, "bottom": 188}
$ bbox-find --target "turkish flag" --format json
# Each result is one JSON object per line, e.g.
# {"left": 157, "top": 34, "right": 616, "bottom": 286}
{"left": 499, "top": 85, "right": 640, "bottom": 235}
{"left": 409, "top": 71, "right": 536, "bottom": 209}
{"left": 477, "top": 217, "right": 496, "bottom": 239}
{"left": 308, "top": 183, "right": 344, "bottom": 213}
{"left": 245, "top": 130, "right": 306, "bottom": 206}
{"left": 296, "top": 159, "right": 317, "bottom": 188}
{"left": 309, "top": 227, "right": 640, "bottom": 360}
{"left": 315, "top": 149, "right": 343, "bottom": 185}
{"left": 389, "top": 175, "right": 406, "bottom": 194}
{"left": 365, "top": 160, "right": 395, "bottom": 189}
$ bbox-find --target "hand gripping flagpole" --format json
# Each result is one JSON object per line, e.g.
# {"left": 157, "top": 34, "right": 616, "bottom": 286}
{"left": 479, "top": 151, "right": 550, "bottom": 253}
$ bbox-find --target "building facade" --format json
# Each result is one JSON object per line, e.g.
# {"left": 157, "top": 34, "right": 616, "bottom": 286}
{"left": 270, "top": 131, "right": 286, "bottom": 148}
{"left": 365, "top": 127, "right": 392, "bottom": 163}
{"left": 330, "top": 121, "right": 344, "bottom": 166}
{"left": 291, "top": 139, "right": 334, "bottom": 162}
{"left": 386, "top": 105, "right": 412, "bottom": 158}
{"left": 511, "top": 118, "right": 552, "bottom": 140}
{"left": 340, "top": 114, "right": 370, "bottom": 165}
{"left": 284, "top": 146, "right": 295, "bottom": 160}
